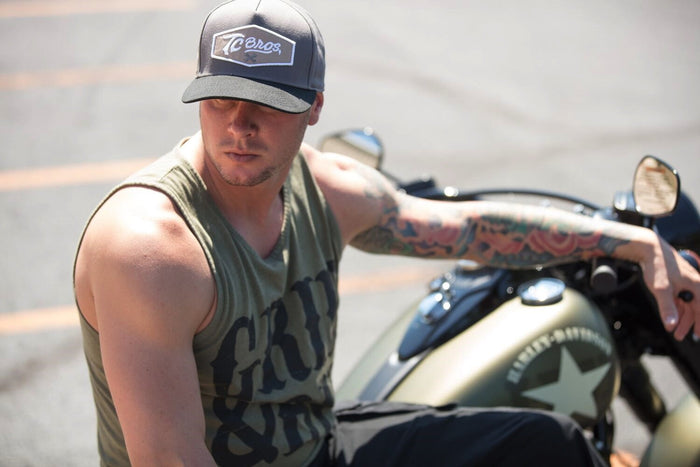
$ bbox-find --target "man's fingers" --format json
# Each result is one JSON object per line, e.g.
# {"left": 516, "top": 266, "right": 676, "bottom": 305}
{"left": 643, "top": 239, "right": 699, "bottom": 341}
{"left": 661, "top": 304, "right": 679, "bottom": 332}
{"left": 673, "top": 304, "right": 694, "bottom": 340}
{"left": 652, "top": 282, "right": 679, "bottom": 333}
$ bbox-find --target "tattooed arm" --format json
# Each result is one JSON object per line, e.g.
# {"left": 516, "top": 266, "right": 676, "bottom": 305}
{"left": 305, "top": 145, "right": 700, "bottom": 340}
{"left": 352, "top": 195, "right": 632, "bottom": 267}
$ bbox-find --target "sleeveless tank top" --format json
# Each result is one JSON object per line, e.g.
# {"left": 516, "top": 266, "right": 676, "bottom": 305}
{"left": 76, "top": 143, "right": 343, "bottom": 466}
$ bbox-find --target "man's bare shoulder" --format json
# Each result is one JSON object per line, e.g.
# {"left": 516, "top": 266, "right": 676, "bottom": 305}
{"left": 302, "top": 143, "right": 366, "bottom": 185}
{"left": 75, "top": 186, "right": 215, "bottom": 335}
{"left": 80, "top": 187, "right": 196, "bottom": 268}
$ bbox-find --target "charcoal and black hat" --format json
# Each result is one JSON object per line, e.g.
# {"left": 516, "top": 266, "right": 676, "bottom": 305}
{"left": 182, "top": 0, "right": 325, "bottom": 113}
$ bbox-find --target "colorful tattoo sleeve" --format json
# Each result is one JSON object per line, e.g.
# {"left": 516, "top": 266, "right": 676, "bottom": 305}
{"left": 350, "top": 172, "right": 631, "bottom": 268}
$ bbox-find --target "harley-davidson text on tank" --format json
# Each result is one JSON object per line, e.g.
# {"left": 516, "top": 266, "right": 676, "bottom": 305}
{"left": 506, "top": 326, "right": 615, "bottom": 422}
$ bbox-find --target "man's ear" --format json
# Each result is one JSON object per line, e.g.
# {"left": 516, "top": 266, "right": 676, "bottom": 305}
{"left": 308, "top": 92, "right": 324, "bottom": 126}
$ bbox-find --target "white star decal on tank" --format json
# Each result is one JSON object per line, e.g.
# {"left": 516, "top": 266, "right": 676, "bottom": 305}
{"left": 521, "top": 346, "right": 610, "bottom": 418}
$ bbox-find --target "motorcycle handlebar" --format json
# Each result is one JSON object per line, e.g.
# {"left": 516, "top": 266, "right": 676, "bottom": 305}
{"left": 590, "top": 251, "right": 697, "bottom": 302}
{"left": 590, "top": 258, "right": 618, "bottom": 294}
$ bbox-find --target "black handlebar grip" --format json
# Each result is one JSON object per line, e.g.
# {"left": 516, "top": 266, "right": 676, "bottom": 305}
{"left": 590, "top": 258, "right": 618, "bottom": 294}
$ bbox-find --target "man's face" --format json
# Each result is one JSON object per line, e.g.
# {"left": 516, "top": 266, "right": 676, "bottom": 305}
{"left": 198, "top": 94, "right": 322, "bottom": 188}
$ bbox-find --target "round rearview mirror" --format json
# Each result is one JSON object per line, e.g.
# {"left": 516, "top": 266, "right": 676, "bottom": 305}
{"left": 633, "top": 155, "right": 680, "bottom": 217}
{"left": 319, "top": 128, "right": 384, "bottom": 170}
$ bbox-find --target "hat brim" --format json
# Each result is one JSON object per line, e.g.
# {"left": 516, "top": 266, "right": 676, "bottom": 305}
{"left": 181, "top": 75, "right": 317, "bottom": 114}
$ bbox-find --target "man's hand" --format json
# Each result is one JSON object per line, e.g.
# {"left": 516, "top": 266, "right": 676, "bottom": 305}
{"left": 639, "top": 232, "right": 700, "bottom": 341}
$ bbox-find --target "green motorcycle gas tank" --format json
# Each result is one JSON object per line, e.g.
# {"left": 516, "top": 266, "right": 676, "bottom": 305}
{"left": 337, "top": 286, "right": 620, "bottom": 428}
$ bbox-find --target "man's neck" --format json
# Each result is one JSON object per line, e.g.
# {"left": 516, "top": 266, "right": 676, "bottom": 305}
{"left": 181, "top": 133, "right": 289, "bottom": 257}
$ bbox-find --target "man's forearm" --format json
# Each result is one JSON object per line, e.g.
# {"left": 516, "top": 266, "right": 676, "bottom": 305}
{"left": 458, "top": 202, "right": 641, "bottom": 268}
{"left": 352, "top": 198, "right": 641, "bottom": 268}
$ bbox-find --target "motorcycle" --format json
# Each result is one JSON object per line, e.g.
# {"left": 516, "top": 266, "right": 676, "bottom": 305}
{"left": 320, "top": 128, "right": 700, "bottom": 466}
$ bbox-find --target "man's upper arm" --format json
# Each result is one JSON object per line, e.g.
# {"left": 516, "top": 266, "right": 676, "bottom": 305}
{"left": 305, "top": 145, "right": 470, "bottom": 256}
{"left": 303, "top": 145, "right": 399, "bottom": 247}
{"left": 78, "top": 188, "right": 216, "bottom": 465}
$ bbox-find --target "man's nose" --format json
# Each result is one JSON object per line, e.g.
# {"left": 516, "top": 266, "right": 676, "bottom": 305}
{"left": 228, "top": 101, "right": 258, "bottom": 136}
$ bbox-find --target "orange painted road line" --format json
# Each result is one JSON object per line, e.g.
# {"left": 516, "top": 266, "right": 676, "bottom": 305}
{"left": 0, "top": 266, "right": 442, "bottom": 335}
{"left": 0, "top": 62, "right": 192, "bottom": 91}
{"left": 0, "top": 0, "right": 195, "bottom": 18}
{"left": 0, "top": 157, "right": 156, "bottom": 192}
{"left": 0, "top": 306, "right": 78, "bottom": 335}
{"left": 339, "top": 266, "right": 438, "bottom": 295}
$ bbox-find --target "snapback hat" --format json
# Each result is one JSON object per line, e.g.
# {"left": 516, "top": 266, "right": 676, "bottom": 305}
{"left": 182, "top": 0, "right": 325, "bottom": 113}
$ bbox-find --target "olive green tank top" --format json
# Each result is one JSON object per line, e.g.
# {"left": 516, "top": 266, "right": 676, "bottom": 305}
{"left": 76, "top": 143, "right": 343, "bottom": 466}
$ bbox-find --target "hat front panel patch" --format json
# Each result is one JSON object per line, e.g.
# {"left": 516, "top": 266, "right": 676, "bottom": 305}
{"left": 211, "top": 25, "right": 296, "bottom": 68}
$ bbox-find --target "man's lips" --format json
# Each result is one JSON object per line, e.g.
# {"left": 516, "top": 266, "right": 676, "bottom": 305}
{"left": 223, "top": 150, "right": 258, "bottom": 162}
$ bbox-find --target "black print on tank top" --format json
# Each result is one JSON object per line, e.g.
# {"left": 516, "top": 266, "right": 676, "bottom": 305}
{"left": 210, "top": 261, "right": 337, "bottom": 464}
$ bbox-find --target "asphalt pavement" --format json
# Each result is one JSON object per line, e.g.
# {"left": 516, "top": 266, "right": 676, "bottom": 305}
{"left": 1, "top": 0, "right": 699, "bottom": 465}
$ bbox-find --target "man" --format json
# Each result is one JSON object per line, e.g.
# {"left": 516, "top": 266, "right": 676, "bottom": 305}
{"left": 73, "top": 0, "right": 699, "bottom": 465}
